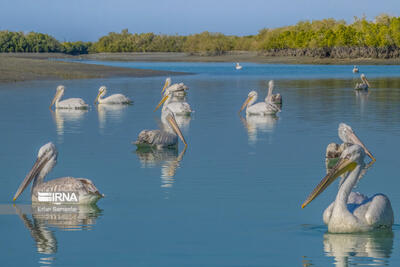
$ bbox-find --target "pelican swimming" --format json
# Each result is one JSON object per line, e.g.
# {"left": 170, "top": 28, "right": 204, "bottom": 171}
{"left": 155, "top": 88, "right": 192, "bottom": 116}
{"left": 235, "top": 62, "right": 242, "bottom": 70}
{"left": 302, "top": 145, "right": 393, "bottom": 233}
{"left": 49, "top": 85, "right": 88, "bottom": 110}
{"left": 13, "top": 142, "right": 103, "bottom": 204}
{"left": 161, "top": 78, "right": 189, "bottom": 97}
{"left": 355, "top": 74, "right": 370, "bottom": 90}
{"left": 94, "top": 86, "right": 132, "bottom": 104}
{"left": 239, "top": 91, "right": 280, "bottom": 116}
{"left": 353, "top": 65, "right": 359, "bottom": 73}
{"left": 266, "top": 80, "right": 282, "bottom": 105}
{"left": 135, "top": 108, "right": 187, "bottom": 149}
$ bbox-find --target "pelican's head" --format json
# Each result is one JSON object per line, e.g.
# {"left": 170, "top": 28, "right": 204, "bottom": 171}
{"left": 239, "top": 91, "right": 258, "bottom": 113}
{"left": 164, "top": 108, "right": 187, "bottom": 147}
{"left": 155, "top": 89, "right": 172, "bottom": 111}
{"left": 268, "top": 80, "right": 274, "bottom": 88}
{"left": 162, "top": 77, "right": 171, "bottom": 93}
{"left": 361, "top": 74, "right": 370, "bottom": 87}
{"left": 302, "top": 145, "right": 365, "bottom": 208}
{"left": 13, "top": 142, "right": 58, "bottom": 201}
{"left": 95, "top": 86, "right": 107, "bottom": 104}
{"left": 49, "top": 85, "right": 65, "bottom": 109}
{"left": 338, "top": 123, "right": 375, "bottom": 162}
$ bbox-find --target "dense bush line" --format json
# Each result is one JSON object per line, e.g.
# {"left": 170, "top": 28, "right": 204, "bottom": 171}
{"left": 2, "top": 14, "right": 400, "bottom": 57}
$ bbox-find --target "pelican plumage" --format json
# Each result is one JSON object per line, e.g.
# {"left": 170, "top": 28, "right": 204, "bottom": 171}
{"left": 266, "top": 80, "right": 282, "bottom": 105}
{"left": 161, "top": 77, "right": 189, "bottom": 97}
{"left": 155, "top": 88, "right": 192, "bottom": 116}
{"left": 49, "top": 85, "right": 88, "bottom": 110}
{"left": 353, "top": 65, "right": 359, "bottom": 73}
{"left": 355, "top": 74, "right": 370, "bottom": 90}
{"left": 235, "top": 62, "right": 242, "bottom": 70}
{"left": 135, "top": 108, "right": 187, "bottom": 149}
{"left": 13, "top": 142, "right": 103, "bottom": 204}
{"left": 239, "top": 91, "right": 280, "bottom": 116}
{"left": 94, "top": 86, "right": 132, "bottom": 104}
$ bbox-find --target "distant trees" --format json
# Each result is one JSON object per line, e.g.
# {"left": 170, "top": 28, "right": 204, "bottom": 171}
{"left": 2, "top": 14, "right": 400, "bottom": 58}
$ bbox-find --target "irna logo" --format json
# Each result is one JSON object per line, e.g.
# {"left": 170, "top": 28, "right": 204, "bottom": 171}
{"left": 38, "top": 192, "right": 79, "bottom": 203}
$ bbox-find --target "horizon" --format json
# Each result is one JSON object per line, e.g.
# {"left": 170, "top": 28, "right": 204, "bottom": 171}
{"left": 1, "top": 0, "right": 400, "bottom": 42}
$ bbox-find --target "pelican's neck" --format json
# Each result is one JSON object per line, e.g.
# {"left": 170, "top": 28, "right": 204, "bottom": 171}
{"left": 265, "top": 85, "right": 274, "bottom": 103}
{"left": 99, "top": 91, "right": 106, "bottom": 101}
{"left": 54, "top": 90, "right": 64, "bottom": 107}
{"left": 162, "top": 95, "right": 172, "bottom": 111}
{"left": 334, "top": 164, "right": 363, "bottom": 208}
{"left": 247, "top": 94, "right": 258, "bottom": 108}
{"left": 32, "top": 157, "right": 56, "bottom": 190}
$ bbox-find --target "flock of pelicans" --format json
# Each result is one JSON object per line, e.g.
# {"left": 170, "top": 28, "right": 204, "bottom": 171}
{"left": 11, "top": 67, "right": 391, "bottom": 234}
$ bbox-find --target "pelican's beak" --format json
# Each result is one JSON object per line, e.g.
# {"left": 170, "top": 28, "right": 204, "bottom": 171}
{"left": 239, "top": 96, "right": 253, "bottom": 113}
{"left": 49, "top": 90, "right": 61, "bottom": 110}
{"left": 13, "top": 154, "right": 48, "bottom": 201}
{"left": 363, "top": 77, "right": 371, "bottom": 87}
{"left": 167, "top": 114, "right": 187, "bottom": 147}
{"left": 154, "top": 95, "right": 169, "bottom": 112}
{"left": 301, "top": 157, "right": 358, "bottom": 208}
{"left": 347, "top": 131, "right": 375, "bottom": 163}
{"left": 161, "top": 80, "right": 169, "bottom": 94}
{"left": 94, "top": 91, "right": 102, "bottom": 104}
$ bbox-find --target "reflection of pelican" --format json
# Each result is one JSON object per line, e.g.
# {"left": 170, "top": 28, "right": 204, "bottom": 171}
{"left": 302, "top": 145, "right": 393, "bottom": 233}
{"left": 161, "top": 77, "right": 189, "bottom": 97}
{"left": 51, "top": 109, "right": 87, "bottom": 136}
{"left": 324, "top": 231, "right": 393, "bottom": 266}
{"left": 94, "top": 86, "right": 132, "bottom": 104}
{"left": 13, "top": 142, "right": 104, "bottom": 204}
{"left": 135, "top": 146, "right": 186, "bottom": 187}
{"left": 135, "top": 108, "right": 187, "bottom": 149}
{"left": 239, "top": 114, "right": 278, "bottom": 144}
{"left": 352, "top": 65, "right": 359, "bottom": 73}
{"left": 155, "top": 88, "right": 192, "bottom": 116}
{"left": 239, "top": 91, "right": 280, "bottom": 116}
{"left": 355, "top": 74, "right": 370, "bottom": 90}
{"left": 266, "top": 80, "right": 282, "bottom": 105}
{"left": 49, "top": 85, "right": 88, "bottom": 110}
{"left": 235, "top": 62, "right": 242, "bottom": 70}
{"left": 96, "top": 104, "right": 128, "bottom": 129}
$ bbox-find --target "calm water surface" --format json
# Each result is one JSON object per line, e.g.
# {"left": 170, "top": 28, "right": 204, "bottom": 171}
{"left": 1, "top": 62, "right": 400, "bottom": 266}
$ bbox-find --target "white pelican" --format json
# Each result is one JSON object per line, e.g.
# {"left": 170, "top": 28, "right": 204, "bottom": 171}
{"left": 49, "top": 85, "right": 88, "bottom": 110}
{"left": 155, "top": 88, "right": 192, "bottom": 116}
{"left": 355, "top": 74, "right": 370, "bottom": 90}
{"left": 94, "top": 86, "right": 132, "bottom": 104}
{"left": 135, "top": 108, "right": 187, "bottom": 149}
{"left": 353, "top": 65, "right": 359, "bottom": 73}
{"left": 302, "top": 144, "right": 394, "bottom": 233}
{"left": 266, "top": 80, "right": 282, "bottom": 105}
{"left": 161, "top": 77, "right": 189, "bottom": 97}
{"left": 13, "top": 142, "right": 103, "bottom": 204}
{"left": 239, "top": 91, "right": 280, "bottom": 116}
{"left": 235, "top": 63, "right": 242, "bottom": 70}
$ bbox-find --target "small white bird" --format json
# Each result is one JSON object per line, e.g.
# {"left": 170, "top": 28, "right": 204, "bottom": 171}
{"left": 94, "top": 86, "right": 132, "bottom": 104}
{"left": 239, "top": 91, "right": 280, "bottom": 116}
{"left": 235, "top": 63, "right": 243, "bottom": 70}
{"left": 353, "top": 65, "right": 359, "bottom": 73}
{"left": 49, "top": 85, "right": 88, "bottom": 110}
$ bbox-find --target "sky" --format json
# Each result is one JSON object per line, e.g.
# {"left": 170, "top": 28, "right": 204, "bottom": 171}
{"left": 1, "top": 0, "right": 400, "bottom": 42}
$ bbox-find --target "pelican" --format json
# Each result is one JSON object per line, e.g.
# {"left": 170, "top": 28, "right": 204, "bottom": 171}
{"left": 302, "top": 144, "right": 394, "bottom": 233}
{"left": 353, "top": 65, "right": 359, "bottom": 73}
{"left": 13, "top": 142, "right": 103, "bottom": 204}
{"left": 355, "top": 74, "right": 370, "bottom": 90}
{"left": 155, "top": 88, "right": 192, "bottom": 116}
{"left": 161, "top": 78, "right": 189, "bottom": 97}
{"left": 49, "top": 85, "right": 88, "bottom": 110}
{"left": 266, "top": 80, "right": 282, "bottom": 105}
{"left": 235, "top": 62, "right": 242, "bottom": 70}
{"left": 94, "top": 86, "right": 132, "bottom": 104}
{"left": 134, "top": 108, "right": 187, "bottom": 149}
{"left": 239, "top": 91, "right": 280, "bottom": 116}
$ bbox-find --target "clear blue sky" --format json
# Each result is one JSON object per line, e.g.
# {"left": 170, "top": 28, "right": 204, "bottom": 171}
{"left": 1, "top": 0, "right": 399, "bottom": 41}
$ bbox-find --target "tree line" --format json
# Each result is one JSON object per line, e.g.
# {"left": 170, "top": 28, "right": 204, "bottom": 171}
{"left": 1, "top": 14, "right": 400, "bottom": 58}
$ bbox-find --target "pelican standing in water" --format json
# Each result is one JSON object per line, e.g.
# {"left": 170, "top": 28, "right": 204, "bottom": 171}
{"left": 94, "top": 86, "right": 132, "bottom": 104}
{"left": 353, "top": 65, "right": 359, "bottom": 73}
{"left": 355, "top": 74, "right": 370, "bottom": 90}
{"left": 13, "top": 142, "right": 103, "bottom": 204}
{"left": 161, "top": 78, "right": 189, "bottom": 97}
{"left": 49, "top": 85, "right": 88, "bottom": 110}
{"left": 235, "top": 63, "right": 243, "bottom": 70}
{"left": 239, "top": 91, "right": 280, "bottom": 116}
{"left": 266, "top": 80, "right": 282, "bottom": 105}
{"left": 155, "top": 88, "right": 192, "bottom": 116}
{"left": 135, "top": 108, "right": 187, "bottom": 149}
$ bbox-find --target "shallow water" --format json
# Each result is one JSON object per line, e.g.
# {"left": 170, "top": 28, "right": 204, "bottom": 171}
{"left": 1, "top": 62, "right": 400, "bottom": 266}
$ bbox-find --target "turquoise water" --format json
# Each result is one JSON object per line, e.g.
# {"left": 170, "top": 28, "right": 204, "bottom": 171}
{"left": 1, "top": 62, "right": 400, "bottom": 266}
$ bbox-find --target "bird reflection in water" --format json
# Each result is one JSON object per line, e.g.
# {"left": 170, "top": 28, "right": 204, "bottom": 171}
{"left": 239, "top": 114, "right": 278, "bottom": 144}
{"left": 135, "top": 146, "right": 187, "bottom": 189}
{"left": 96, "top": 104, "right": 128, "bottom": 131}
{"left": 323, "top": 230, "right": 393, "bottom": 266}
{"left": 50, "top": 109, "right": 87, "bottom": 137}
{"left": 13, "top": 204, "right": 101, "bottom": 266}
{"left": 355, "top": 89, "right": 369, "bottom": 116}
